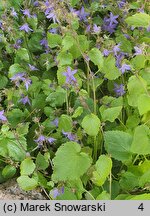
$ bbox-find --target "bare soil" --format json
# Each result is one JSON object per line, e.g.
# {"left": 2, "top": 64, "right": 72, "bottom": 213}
{"left": 0, "top": 178, "right": 46, "bottom": 200}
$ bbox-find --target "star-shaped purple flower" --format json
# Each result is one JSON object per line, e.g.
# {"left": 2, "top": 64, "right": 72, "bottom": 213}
{"left": 114, "top": 83, "right": 125, "bottom": 97}
{"left": 19, "top": 95, "right": 31, "bottom": 105}
{"left": 21, "top": 9, "right": 31, "bottom": 18}
{"left": 11, "top": 8, "right": 18, "bottom": 17}
{"left": 62, "top": 131, "right": 77, "bottom": 142}
{"left": 19, "top": 23, "right": 33, "bottom": 33}
{"left": 74, "top": 6, "right": 89, "bottom": 21}
{"left": 93, "top": 24, "right": 101, "bottom": 33}
{"left": 120, "top": 63, "right": 131, "bottom": 74}
{"left": 63, "top": 66, "right": 77, "bottom": 85}
{"left": 0, "top": 110, "right": 7, "bottom": 121}
{"left": 47, "top": 137, "right": 56, "bottom": 144}
{"left": 134, "top": 46, "right": 143, "bottom": 56}
{"left": 106, "top": 12, "right": 119, "bottom": 26}
{"left": 28, "top": 64, "right": 39, "bottom": 71}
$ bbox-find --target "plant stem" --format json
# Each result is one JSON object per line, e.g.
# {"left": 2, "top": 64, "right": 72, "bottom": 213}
{"left": 84, "top": 189, "right": 95, "bottom": 200}
{"left": 93, "top": 136, "right": 97, "bottom": 162}
{"left": 66, "top": 89, "right": 69, "bottom": 115}
{"left": 133, "top": 154, "right": 139, "bottom": 165}
{"left": 109, "top": 170, "right": 112, "bottom": 200}
{"left": 92, "top": 76, "right": 96, "bottom": 115}
{"left": 24, "top": 33, "right": 34, "bottom": 64}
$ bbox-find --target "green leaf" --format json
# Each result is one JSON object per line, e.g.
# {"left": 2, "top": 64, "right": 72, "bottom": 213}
{"left": 58, "top": 114, "right": 73, "bottom": 132}
{"left": 52, "top": 142, "right": 92, "bottom": 182}
{"left": 131, "top": 55, "right": 146, "bottom": 70}
{"left": 7, "top": 109, "right": 25, "bottom": 127}
{"left": 119, "top": 172, "right": 139, "bottom": 191}
{"left": 92, "top": 155, "right": 112, "bottom": 186}
{"left": 129, "top": 194, "right": 150, "bottom": 200}
{"left": 127, "top": 75, "right": 147, "bottom": 107}
{"left": 8, "top": 64, "right": 24, "bottom": 78}
{"left": 0, "top": 75, "right": 8, "bottom": 89}
{"left": 102, "top": 55, "right": 120, "bottom": 80}
{"left": 96, "top": 191, "right": 110, "bottom": 200}
{"left": 72, "top": 106, "right": 83, "bottom": 118}
{"left": 28, "top": 31, "right": 43, "bottom": 52}
{"left": 125, "top": 13, "right": 150, "bottom": 28}
{"left": 20, "top": 158, "right": 36, "bottom": 175}
{"left": 62, "top": 35, "right": 74, "bottom": 51}
{"left": 88, "top": 48, "right": 104, "bottom": 69}
{"left": 139, "top": 170, "right": 150, "bottom": 187}
{"left": 17, "top": 176, "right": 38, "bottom": 191}
{"left": 131, "top": 125, "right": 150, "bottom": 155}
{"left": 55, "top": 187, "right": 77, "bottom": 200}
{"left": 99, "top": 96, "right": 123, "bottom": 122}
{"left": 100, "top": 106, "right": 122, "bottom": 122}
{"left": 116, "top": 35, "right": 132, "bottom": 53}
{"left": 69, "top": 35, "right": 89, "bottom": 58}
{"left": 81, "top": 114, "right": 100, "bottom": 136}
{"left": 104, "top": 131, "right": 132, "bottom": 162}
{"left": 32, "top": 94, "right": 46, "bottom": 110}
{"left": 2, "top": 165, "right": 16, "bottom": 179}
{"left": 46, "top": 87, "right": 66, "bottom": 107}
{"left": 15, "top": 48, "right": 29, "bottom": 63}
{"left": 115, "top": 193, "right": 150, "bottom": 200}
{"left": 8, "top": 141, "right": 26, "bottom": 161}
{"left": 16, "top": 123, "right": 29, "bottom": 135}
{"left": 138, "top": 94, "right": 150, "bottom": 115}
{"left": 57, "top": 51, "right": 73, "bottom": 66}
{"left": 36, "top": 152, "right": 49, "bottom": 170}
{"left": 70, "top": 0, "right": 80, "bottom": 6}
{"left": 47, "top": 32, "right": 62, "bottom": 48}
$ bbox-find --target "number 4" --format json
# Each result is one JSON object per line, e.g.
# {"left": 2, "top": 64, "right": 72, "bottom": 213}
{"left": 138, "top": 203, "right": 144, "bottom": 211}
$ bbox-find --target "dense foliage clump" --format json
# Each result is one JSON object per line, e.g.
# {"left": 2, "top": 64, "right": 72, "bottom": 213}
{"left": 0, "top": 0, "right": 150, "bottom": 200}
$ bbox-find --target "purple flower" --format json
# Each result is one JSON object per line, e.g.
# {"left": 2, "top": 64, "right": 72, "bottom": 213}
{"left": 40, "top": 38, "right": 48, "bottom": 49}
{"left": 0, "top": 21, "right": 4, "bottom": 30}
{"left": 19, "top": 23, "right": 33, "bottom": 33}
{"left": 34, "top": 135, "right": 46, "bottom": 145}
{"left": 120, "top": 63, "right": 131, "bottom": 74}
{"left": 47, "top": 137, "right": 56, "bottom": 144}
{"left": 102, "top": 13, "right": 119, "bottom": 34}
{"left": 10, "top": 72, "right": 26, "bottom": 87}
{"left": 33, "top": 1, "right": 39, "bottom": 7}
{"left": 45, "top": 7, "right": 58, "bottom": 23}
{"left": 50, "top": 187, "right": 64, "bottom": 199}
{"left": 86, "top": 24, "right": 91, "bottom": 33}
{"left": 19, "top": 95, "right": 31, "bottom": 105}
{"left": 21, "top": 9, "right": 31, "bottom": 18}
{"left": 0, "top": 110, "right": 7, "bottom": 121}
{"left": 74, "top": 6, "right": 89, "bottom": 21}
{"left": 134, "top": 46, "right": 143, "bottom": 55}
{"left": 113, "top": 44, "right": 120, "bottom": 56}
{"left": 147, "top": 25, "right": 150, "bottom": 32}
{"left": 62, "top": 131, "right": 77, "bottom": 141}
{"left": 24, "top": 78, "right": 31, "bottom": 90}
{"left": 13, "top": 39, "right": 23, "bottom": 49}
{"left": 103, "top": 49, "right": 111, "bottom": 56}
{"left": 118, "top": 0, "right": 126, "bottom": 8}
{"left": 51, "top": 118, "right": 59, "bottom": 127}
{"left": 28, "top": 64, "right": 39, "bottom": 71}
{"left": 116, "top": 53, "right": 124, "bottom": 67}
{"left": 63, "top": 66, "right": 77, "bottom": 85}
{"left": 106, "top": 12, "right": 119, "bottom": 26}
{"left": 10, "top": 73, "right": 31, "bottom": 90}
{"left": 11, "top": 8, "right": 18, "bottom": 17}
{"left": 114, "top": 83, "right": 125, "bottom": 97}
{"left": 93, "top": 24, "right": 101, "bottom": 33}
{"left": 48, "top": 28, "right": 58, "bottom": 34}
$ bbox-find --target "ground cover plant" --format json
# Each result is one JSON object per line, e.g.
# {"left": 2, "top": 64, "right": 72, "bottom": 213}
{"left": 0, "top": 0, "right": 150, "bottom": 200}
